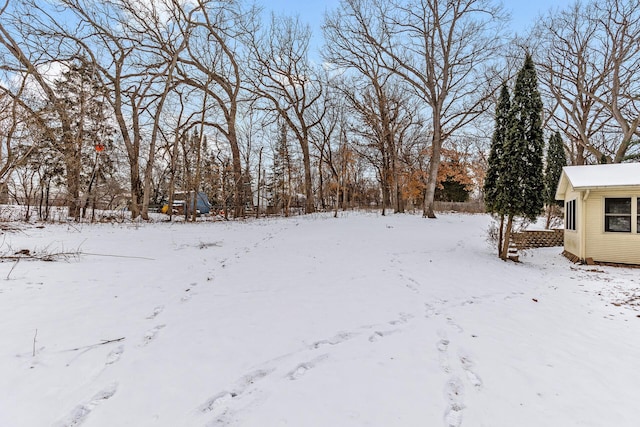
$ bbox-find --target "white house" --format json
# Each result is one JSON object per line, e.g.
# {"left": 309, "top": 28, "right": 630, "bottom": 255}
{"left": 555, "top": 163, "right": 640, "bottom": 265}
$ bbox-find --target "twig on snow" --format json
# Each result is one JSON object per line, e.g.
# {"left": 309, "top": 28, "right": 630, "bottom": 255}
{"left": 0, "top": 251, "right": 80, "bottom": 263}
{"left": 65, "top": 337, "right": 126, "bottom": 352}
{"left": 6, "top": 257, "right": 19, "bottom": 279}
{"left": 80, "top": 252, "right": 155, "bottom": 261}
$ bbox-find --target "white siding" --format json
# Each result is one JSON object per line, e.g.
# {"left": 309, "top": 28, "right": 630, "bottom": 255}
{"left": 563, "top": 186, "right": 582, "bottom": 258}
{"left": 583, "top": 189, "right": 640, "bottom": 265}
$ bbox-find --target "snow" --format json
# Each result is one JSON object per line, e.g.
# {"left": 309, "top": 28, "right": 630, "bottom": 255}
{"left": 1, "top": 212, "right": 640, "bottom": 426}
{"left": 562, "top": 163, "right": 640, "bottom": 189}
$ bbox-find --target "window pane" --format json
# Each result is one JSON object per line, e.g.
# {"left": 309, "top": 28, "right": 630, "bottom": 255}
{"left": 605, "top": 216, "right": 631, "bottom": 232}
{"left": 605, "top": 198, "right": 631, "bottom": 214}
{"left": 565, "top": 200, "right": 576, "bottom": 231}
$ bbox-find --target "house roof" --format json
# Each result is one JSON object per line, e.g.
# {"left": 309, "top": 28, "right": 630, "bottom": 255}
{"left": 555, "top": 163, "right": 640, "bottom": 200}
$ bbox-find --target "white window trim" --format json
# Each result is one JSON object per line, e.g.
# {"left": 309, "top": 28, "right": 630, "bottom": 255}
{"left": 603, "top": 196, "right": 637, "bottom": 234}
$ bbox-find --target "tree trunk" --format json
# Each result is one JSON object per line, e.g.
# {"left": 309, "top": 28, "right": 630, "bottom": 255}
{"left": 334, "top": 174, "right": 339, "bottom": 218}
{"left": 65, "top": 152, "right": 82, "bottom": 220}
{"left": 394, "top": 156, "right": 405, "bottom": 213}
{"left": 113, "top": 91, "right": 143, "bottom": 220}
{"left": 423, "top": 124, "right": 443, "bottom": 219}
{"left": 300, "top": 137, "right": 314, "bottom": 214}
{"left": 227, "top": 123, "right": 244, "bottom": 219}
{"left": 191, "top": 107, "right": 206, "bottom": 222}
{"left": 498, "top": 214, "right": 504, "bottom": 258}
{"left": 128, "top": 160, "right": 143, "bottom": 220}
{"left": 576, "top": 142, "right": 585, "bottom": 165}
{"left": 82, "top": 154, "right": 99, "bottom": 219}
{"left": 255, "top": 147, "right": 262, "bottom": 219}
{"left": 501, "top": 215, "right": 513, "bottom": 261}
{"left": 318, "top": 153, "right": 325, "bottom": 211}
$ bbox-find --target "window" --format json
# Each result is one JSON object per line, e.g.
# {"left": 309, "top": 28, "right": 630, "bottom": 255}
{"left": 637, "top": 198, "right": 640, "bottom": 234}
{"left": 565, "top": 199, "right": 576, "bottom": 231}
{"left": 605, "top": 198, "right": 631, "bottom": 232}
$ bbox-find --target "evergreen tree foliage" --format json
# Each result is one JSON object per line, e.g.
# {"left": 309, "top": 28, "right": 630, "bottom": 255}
{"left": 483, "top": 83, "right": 511, "bottom": 213}
{"left": 47, "top": 57, "right": 115, "bottom": 219}
{"left": 435, "top": 178, "right": 470, "bottom": 202}
{"left": 544, "top": 131, "right": 567, "bottom": 207}
{"left": 267, "top": 122, "right": 292, "bottom": 213}
{"left": 499, "top": 54, "right": 545, "bottom": 222}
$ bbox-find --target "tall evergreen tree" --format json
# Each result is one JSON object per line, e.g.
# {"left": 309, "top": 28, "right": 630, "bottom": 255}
{"left": 543, "top": 131, "right": 567, "bottom": 228}
{"left": 484, "top": 84, "right": 511, "bottom": 213}
{"left": 499, "top": 54, "right": 545, "bottom": 259}
{"left": 544, "top": 131, "right": 567, "bottom": 207}
{"left": 51, "top": 57, "right": 115, "bottom": 220}
{"left": 484, "top": 84, "right": 511, "bottom": 256}
{"left": 267, "top": 122, "right": 293, "bottom": 216}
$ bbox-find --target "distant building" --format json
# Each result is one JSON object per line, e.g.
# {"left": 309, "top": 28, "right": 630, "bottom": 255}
{"left": 555, "top": 163, "right": 640, "bottom": 265}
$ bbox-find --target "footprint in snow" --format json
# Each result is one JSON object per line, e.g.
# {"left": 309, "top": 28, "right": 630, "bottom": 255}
{"left": 54, "top": 383, "right": 118, "bottom": 427}
{"left": 142, "top": 325, "right": 165, "bottom": 345}
{"left": 388, "top": 312, "right": 414, "bottom": 325}
{"left": 398, "top": 273, "right": 420, "bottom": 293}
{"left": 287, "top": 355, "right": 329, "bottom": 380}
{"left": 310, "top": 332, "right": 358, "bottom": 349}
{"left": 445, "top": 402, "right": 464, "bottom": 427}
{"left": 437, "top": 336, "right": 451, "bottom": 374}
{"left": 146, "top": 306, "right": 164, "bottom": 319}
{"left": 465, "top": 370, "right": 483, "bottom": 390}
{"left": 437, "top": 339, "right": 450, "bottom": 352}
{"left": 446, "top": 317, "right": 464, "bottom": 334}
{"left": 443, "top": 376, "right": 465, "bottom": 427}
{"left": 425, "top": 303, "right": 438, "bottom": 318}
{"left": 238, "top": 369, "right": 272, "bottom": 388}
{"left": 504, "top": 291, "right": 525, "bottom": 300}
{"left": 200, "top": 391, "right": 237, "bottom": 414}
{"left": 199, "top": 369, "right": 274, "bottom": 419}
{"left": 368, "top": 329, "right": 400, "bottom": 342}
{"left": 105, "top": 346, "right": 124, "bottom": 365}
{"left": 458, "top": 350, "right": 483, "bottom": 390}
{"left": 181, "top": 286, "right": 195, "bottom": 302}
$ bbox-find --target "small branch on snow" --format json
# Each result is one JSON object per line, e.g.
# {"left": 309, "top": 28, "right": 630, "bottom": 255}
{"left": 80, "top": 252, "right": 155, "bottom": 261}
{"left": 0, "top": 251, "right": 80, "bottom": 263}
{"left": 99, "top": 337, "right": 126, "bottom": 345}
{"left": 6, "top": 258, "right": 19, "bottom": 279}
{"left": 0, "top": 250, "right": 153, "bottom": 263}
{"left": 32, "top": 329, "right": 38, "bottom": 357}
{"left": 65, "top": 337, "right": 126, "bottom": 352}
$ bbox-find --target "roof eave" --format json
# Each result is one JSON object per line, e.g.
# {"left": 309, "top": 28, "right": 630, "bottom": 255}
{"left": 571, "top": 184, "right": 640, "bottom": 191}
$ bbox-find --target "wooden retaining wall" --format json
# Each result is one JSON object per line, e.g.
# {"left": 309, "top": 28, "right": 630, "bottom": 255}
{"left": 512, "top": 229, "right": 564, "bottom": 250}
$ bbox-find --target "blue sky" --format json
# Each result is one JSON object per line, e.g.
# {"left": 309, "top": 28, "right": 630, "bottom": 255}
{"left": 264, "top": 0, "right": 576, "bottom": 41}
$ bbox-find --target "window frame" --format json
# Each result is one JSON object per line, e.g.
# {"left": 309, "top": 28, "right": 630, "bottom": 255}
{"left": 637, "top": 198, "right": 640, "bottom": 234}
{"left": 565, "top": 199, "right": 576, "bottom": 231}
{"left": 604, "top": 197, "right": 632, "bottom": 233}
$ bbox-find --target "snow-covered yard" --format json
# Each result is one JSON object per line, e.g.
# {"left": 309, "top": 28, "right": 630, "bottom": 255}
{"left": 0, "top": 212, "right": 639, "bottom": 427}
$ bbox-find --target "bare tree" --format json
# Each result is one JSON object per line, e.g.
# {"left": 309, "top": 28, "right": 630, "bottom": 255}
{"left": 333, "top": 0, "right": 507, "bottom": 217}
{"left": 533, "top": 1, "right": 628, "bottom": 164}
{"left": 310, "top": 84, "right": 347, "bottom": 216}
{"left": 0, "top": 81, "right": 39, "bottom": 189}
{"left": 117, "top": 0, "right": 196, "bottom": 219}
{"left": 590, "top": 0, "right": 640, "bottom": 162}
{"left": 0, "top": 0, "right": 87, "bottom": 219}
{"left": 325, "top": 2, "right": 399, "bottom": 215}
{"left": 174, "top": 0, "right": 257, "bottom": 218}
{"left": 247, "top": 14, "right": 324, "bottom": 214}
{"left": 45, "top": 0, "right": 162, "bottom": 220}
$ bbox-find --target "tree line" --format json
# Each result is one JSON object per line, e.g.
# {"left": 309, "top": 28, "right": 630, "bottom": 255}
{"left": 0, "top": 0, "right": 637, "bottom": 222}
